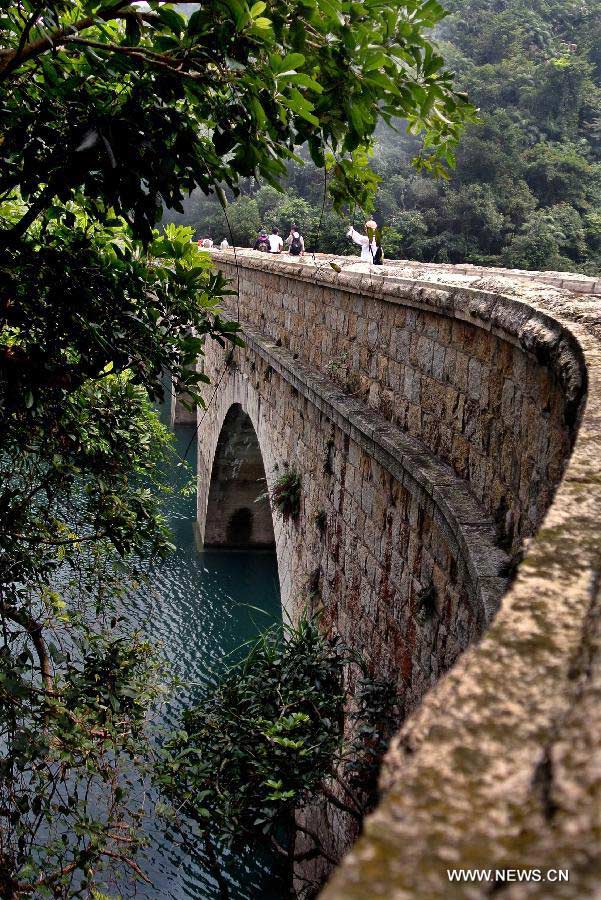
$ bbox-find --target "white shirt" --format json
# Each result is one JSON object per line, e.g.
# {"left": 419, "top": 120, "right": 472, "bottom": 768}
{"left": 268, "top": 234, "right": 284, "bottom": 253}
{"left": 348, "top": 227, "right": 376, "bottom": 262}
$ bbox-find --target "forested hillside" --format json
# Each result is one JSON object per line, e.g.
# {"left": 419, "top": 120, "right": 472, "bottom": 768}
{"left": 167, "top": 0, "right": 601, "bottom": 273}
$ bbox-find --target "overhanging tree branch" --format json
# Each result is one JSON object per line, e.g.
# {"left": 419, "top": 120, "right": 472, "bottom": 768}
{"left": 1, "top": 602, "right": 52, "bottom": 691}
{"left": 0, "top": 1, "right": 133, "bottom": 80}
{"left": 318, "top": 781, "right": 363, "bottom": 821}
{"left": 63, "top": 37, "right": 217, "bottom": 83}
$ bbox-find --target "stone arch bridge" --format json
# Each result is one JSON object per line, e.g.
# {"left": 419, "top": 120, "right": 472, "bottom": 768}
{"left": 172, "top": 253, "right": 601, "bottom": 898}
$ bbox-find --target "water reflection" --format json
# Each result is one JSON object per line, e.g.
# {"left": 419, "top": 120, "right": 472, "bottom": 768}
{"left": 127, "top": 422, "right": 283, "bottom": 899}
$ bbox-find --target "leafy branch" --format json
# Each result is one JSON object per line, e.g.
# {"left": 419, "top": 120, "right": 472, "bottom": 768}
{"left": 158, "top": 615, "right": 399, "bottom": 896}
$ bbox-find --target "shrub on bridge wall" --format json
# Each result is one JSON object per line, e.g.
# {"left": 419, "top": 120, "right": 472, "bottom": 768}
{"left": 159, "top": 615, "right": 399, "bottom": 898}
{"left": 416, "top": 583, "right": 438, "bottom": 623}
{"left": 271, "top": 467, "right": 302, "bottom": 521}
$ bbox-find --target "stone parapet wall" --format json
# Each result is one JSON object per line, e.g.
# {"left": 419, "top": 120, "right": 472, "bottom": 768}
{"left": 210, "top": 251, "right": 586, "bottom": 557}
{"left": 315, "top": 252, "right": 601, "bottom": 296}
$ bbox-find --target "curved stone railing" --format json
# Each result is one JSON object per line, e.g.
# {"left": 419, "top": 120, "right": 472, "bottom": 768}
{"left": 206, "top": 250, "right": 600, "bottom": 896}
{"left": 314, "top": 251, "right": 601, "bottom": 296}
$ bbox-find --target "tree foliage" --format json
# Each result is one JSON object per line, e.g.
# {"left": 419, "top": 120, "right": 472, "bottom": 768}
{"left": 0, "top": 0, "right": 471, "bottom": 239}
{"left": 0, "top": 368, "right": 175, "bottom": 897}
{"left": 171, "top": 0, "right": 601, "bottom": 273}
{"left": 159, "top": 615, "right": 399, "bottom": 898}
{"left": 374, "top": 0, "right": 601, "bottom": 271}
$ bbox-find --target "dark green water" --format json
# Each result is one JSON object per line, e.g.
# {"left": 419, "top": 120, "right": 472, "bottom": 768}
{"left": 129, "top": 421, "right": 284, "bottom": 899}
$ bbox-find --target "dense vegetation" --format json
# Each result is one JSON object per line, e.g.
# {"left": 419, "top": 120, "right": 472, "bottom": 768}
{"left": 159, "top": 616, "right": 398, "bottom": 899}
{"left": 170, "top": 0, "right": 601, "bottom": 273}
{"left": 0, "top": 0, "right": 469, "bottom": 894}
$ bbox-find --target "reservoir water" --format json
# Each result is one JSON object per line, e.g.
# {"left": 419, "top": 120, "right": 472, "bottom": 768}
{"left": 127, "top": 419, "right": 284, "bottom": 898}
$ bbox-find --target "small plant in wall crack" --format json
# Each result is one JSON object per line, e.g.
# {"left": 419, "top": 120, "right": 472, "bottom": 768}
{"left": 308, "top": 566, "right": 322, "bottom": 598}
{"left": 416, "top": 583, "right": 438, "bottom": 622}
{"left": 315, "top": 508, "right": 327, "bottom": 535}
{"left": 323, "top": 437, "right": 335, "bottom": 475}
{"left": 346, "top": 370, "right": 362, "bottom": 396}
{"left": 325, "top": 351, "right": 351, "bottom": 383}
{"left": 271, "top": 467, "right": 302, "bottom": 521}
{"left": 306, "top": 568, "right": 324, "bottom": 618}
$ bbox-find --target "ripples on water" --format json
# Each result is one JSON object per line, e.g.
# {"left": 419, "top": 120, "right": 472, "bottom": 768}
{"left": 125, "top": 421, "right": 284, "bottom": 899}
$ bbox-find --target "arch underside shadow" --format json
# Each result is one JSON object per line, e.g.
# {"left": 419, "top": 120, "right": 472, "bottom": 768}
{"left": 204, "top": 403, "right": 275, "bottom": 550}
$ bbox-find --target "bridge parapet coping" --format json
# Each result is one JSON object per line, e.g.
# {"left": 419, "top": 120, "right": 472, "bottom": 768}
{"left": 211, "top": 247, "right": 601, "bottom": 296}
{"left": 210, "top": 249, "right": 591, "bottom": 405}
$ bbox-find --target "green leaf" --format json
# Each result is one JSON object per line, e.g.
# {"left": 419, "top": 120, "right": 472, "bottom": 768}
{"left": 280, "top": 52, "right": 306, "bottom": 71}
{"left": 252, "top": 16, "right": 272, "bottom": 29}
{"left": 157, "top": 7, "right": 185, "bottom": 35}
{"left": 280, "top": 73, "right": 323, "bottom": 93}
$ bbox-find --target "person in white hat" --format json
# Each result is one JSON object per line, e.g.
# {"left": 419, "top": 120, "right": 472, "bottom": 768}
{"left": 347, "top": 219, "right": 378, "bottom": 262}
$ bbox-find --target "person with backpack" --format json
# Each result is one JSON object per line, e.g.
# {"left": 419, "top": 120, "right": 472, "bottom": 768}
{"left": 253, "top": 230, "right": 271, "bottom": 252}
{"left": 268, "top": 227, "right": 284, "bottom": 254}
{"left": 347, "top": 219, "right": 383, "bottom": 264}
{"left": 286, "top": 224, "right": 305, "bottom": 257}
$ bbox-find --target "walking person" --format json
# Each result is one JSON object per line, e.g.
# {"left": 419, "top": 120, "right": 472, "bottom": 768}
{"left": 347, "top": 219, "right": 383, "bottom": 264}
{"left": 286, "top": 224, "right": 305, "bottom": 257}
{"left": 268, "top": 227, "right": 284, "bottom": 254}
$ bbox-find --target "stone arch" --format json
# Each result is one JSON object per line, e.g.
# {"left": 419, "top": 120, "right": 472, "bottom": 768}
{"left": 203, "top": 403, "right": 275, "bottom": 549}
{"left": 196, "top": 381, "right": 297, "bottom": 617}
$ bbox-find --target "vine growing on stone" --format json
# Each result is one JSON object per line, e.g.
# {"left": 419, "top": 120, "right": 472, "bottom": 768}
{"left": 315, "top": 509, "right": 327, "bottom": 535}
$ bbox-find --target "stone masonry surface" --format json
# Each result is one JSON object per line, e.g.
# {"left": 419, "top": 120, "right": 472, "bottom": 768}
{"left": 209, "top": 252, "right": 587, "bottom": 558}
{"left": 194, "top": 321, "right": 508, "bottom": 884}
{"left": 189, "top": 251, "right": 600, "bottom": 898}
